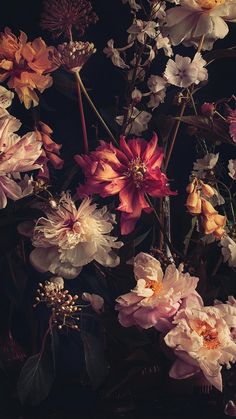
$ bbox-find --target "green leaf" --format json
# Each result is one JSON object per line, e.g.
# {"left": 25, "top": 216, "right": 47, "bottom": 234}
{"left": 17, "top": 342, "right": 55, "bottom": 405}
{"left": 81, "top": 328, "right": 108, "bottom": 389}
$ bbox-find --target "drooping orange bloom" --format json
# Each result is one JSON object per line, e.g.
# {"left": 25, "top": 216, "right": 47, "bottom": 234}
{"left": 0, "top": 28, "right": 58, "bottom": 109}
{"left": 186, "top": 178, "right": 226, "bottom": 239}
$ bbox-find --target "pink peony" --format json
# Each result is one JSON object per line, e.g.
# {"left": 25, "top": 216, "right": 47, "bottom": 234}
{"left": 75, "top": 134, "right": 175, "bottom": 235}
{"left": 0, "top": 109, "right": 42, "bottom": 208}
{"left": 164, "top": 306, "right": 236, "bottom": 391}
{"left": 115, "top": 252, "right": 202, "bottom": 331}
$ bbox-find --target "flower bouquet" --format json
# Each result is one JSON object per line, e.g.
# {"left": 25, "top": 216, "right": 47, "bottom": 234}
{"left": 0, "top": 0, "right": 236, "bottom": 417}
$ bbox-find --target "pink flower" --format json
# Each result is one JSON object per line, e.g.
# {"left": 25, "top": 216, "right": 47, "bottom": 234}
{"left": 115, "top": 252, "right": 202, "bottom": 331}
{"left": 164, "top": 306, "right": 236, "bottom": 391}
{"left": 201, "top": 102, "right": 215, "bottom": 117}
{"left": 75, "top": 134, "right": 175, "bottom": 235}
{"left": 0, "top": 109, "right": 42, "bottom": 208}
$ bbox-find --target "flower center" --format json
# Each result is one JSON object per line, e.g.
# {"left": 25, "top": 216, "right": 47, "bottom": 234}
{"left": 197, "top": 0, "right": 225, "bottom": 9}
{"left": 146, "top": 279, "right": 163, "bottom": 296}
{"left": 191, "top": 320, "right": 220, "bottom": 350}
{"left": 126, "top": 158, "right": 147, "bottom": 188}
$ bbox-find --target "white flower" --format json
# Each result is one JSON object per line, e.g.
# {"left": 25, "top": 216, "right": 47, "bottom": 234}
{"left": 131, "top": 87, "right": 142, "bottom": 102}
{"left": 156, "top": 33, "right": 173, "bottom": 57}
{"left": 228, "top": 159, "right": 236, "bottom": 180}
{"left": 165, "top": 306, "right": 236, "bottom": 391}
{"left": 192, "top": 153, "right": 219, "bottom": 179}
{"left": 127, "top": 19, "right": 158, "bottom": 43}
{"left": 29, "top": 192, "right": 123, "bottom": 279}
{"left": 151, "top": 1, "right": 166, "bottom": 20}
{"left": 116, "top": 107, "right": 152, "bottom": 135}
{"left": 164, "top": 53, "right": 207, "bottom": 88}
{"left": 147, "top": 89, "right": 166, "bottom": 109}
{"left": 122, "top": 0, "right": 141, "bottom": 11}
{"left": 220, "top": 235, "right": 236, "bottom": 268}
{"left": 165, "top": 0, "right": 236, "bottom": 51}
{"left": 103, "top": 39, "right": 129, "bottom": 69}
{"left": 147, "top": 75, "right": 167, "bottom": 93}
{"left": 82, "top": 292, "right": 104, "bottom": 313}
{"left": 0, "top": 86, "right": 14, "bottom": 109}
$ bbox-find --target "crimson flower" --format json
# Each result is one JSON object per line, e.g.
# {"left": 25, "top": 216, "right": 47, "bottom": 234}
{"left": 75, "top": 133, "right": 176, "bottom": 235}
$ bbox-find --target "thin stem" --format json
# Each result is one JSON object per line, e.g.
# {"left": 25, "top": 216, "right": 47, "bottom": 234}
{"left": 145, "top": 194, "right": 183, "bottom": 259}
{"left": 188, "top": 88, "right": 198, "bottom": 116}
{"left": 74, "top": 72, "right": 89, "bottom": 154}
{"left": 164, "top": 101, "right": 187, "bottom": 171}
{"left": 76, "top": 71, "right": 118, "bottom": 146}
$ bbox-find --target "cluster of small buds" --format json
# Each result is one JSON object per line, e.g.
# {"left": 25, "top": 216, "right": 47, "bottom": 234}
{"left": 34, "top": 277, "right": 81, "bottom": 330}
{"left": 56, "top": 41, "right": 96, "bottom": 72}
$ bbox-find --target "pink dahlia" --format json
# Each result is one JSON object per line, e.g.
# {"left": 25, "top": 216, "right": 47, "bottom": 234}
{"left": 75, "top": 134, "right": 175, "bottom": 235}
{"left": 116, "top": 252, "right": 202, "bottom": 331}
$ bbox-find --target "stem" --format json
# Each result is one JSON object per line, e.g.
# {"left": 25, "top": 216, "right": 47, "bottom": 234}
{"left": 74, "top": 72, "right": 89, "bottom": 154}
{"left": 187, "top": 88, "right": 198, "bottom": 116}
{"left": 145, "top": 194, "right": 183, "bottom": 259}
{"left": 75, "top": 71, "right": 118, "bottom": 146}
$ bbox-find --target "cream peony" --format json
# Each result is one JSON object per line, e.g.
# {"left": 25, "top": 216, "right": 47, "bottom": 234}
{"left": 165, "top": 0, "right": 236, "bottom": 51}
{"left": 30, "top": 192, "right": 123, "bottom": 279}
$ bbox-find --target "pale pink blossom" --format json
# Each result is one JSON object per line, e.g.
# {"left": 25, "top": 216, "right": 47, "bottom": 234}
{"left": 127, "top": 20, "right": 158, "bottom": 44}
{"left": 164, "top": 306, "right": 236, "bottom": 391}
{"left": 82, "top": 292, "right": 104, "bottom": 313}
{"left": 165, "top": 0, "right": 236, "bottom": 51}
{"left": 228, "top": 159, "right": 236, "bottom": 180}
{"left": 0, "top": 86, "right": 14, "bottom": 109}
{"left": 155, "top": 33, "right": 173, "bottom": 57}
{"left": 147, "top": 75, "right": 167, "bottom": 94}
{"left": 30, "top": 192, "right": 123, "bottom": 279}
{"left": 116, "top": 252, "right": 202, "bottom": 331}
{"left": 0, "top": 110, "right": 42, "bottom": 208}
{"left": 103, "top": 39, "right": 129, "bottom": 69}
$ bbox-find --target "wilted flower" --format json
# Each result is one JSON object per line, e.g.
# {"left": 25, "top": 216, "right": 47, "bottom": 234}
{"left": 220, "top": 235, "right": 236, "bottom": 267}
{"left": 103, "top": 39, "right": 129, "bottom": 69}
{"left": 165, "top": 0, "right": 236, "bottom": 51}
{"left": 127, "top": 19, "right": 158, "bottom": 44}
{"left": 164, "top": 53, "right": 208, "bottom": 88}
{"left": 0, "top": 86, "right": 14, "bottom": 109}
{"left": 228, "top": 159, "right": 236, "bottom": 180}
{"left": 164, "top": 306, "right": 236, "bottom": 391}
{"left": 122, "top": 0, "right": 141, "bottom": 11}
{"left": 0, "top": 28, "right": 58, "bottom": 109}
{"left": 57, "top": 41, "right": 96, "bottom": 72}
{"left": 82, "top": 292, "right": 104, "bottom": 313}
{"left": 40, "top": 0, "right": 98, "bottom": 39}
{"left": 35, "top": 121, "right": 63, "bottom": 179}
{"left": 35, "top": 277, "right": 80, "bottom": 329}
{"left": 30, "top": 192, "right": 123, "bottom": 279}
{"left": 75, "top": 133, "right": 176, "bottom": 235}
{"left": 192, "top": 152, "right": 219, "bottom": 179}
{"left": 116, "top": 107, "right": 152, "bottom": 135}
{"left": 116, "top": 252, "right": 202, "bottom": 331}
{"left": 0, "top": 110, "right": 42, "bottom": 208}
{"left": 147, "top": 75, "right": 167, "bottom": 94}
{"left": 228, "top": 108, "right": 236, "bottom": 143}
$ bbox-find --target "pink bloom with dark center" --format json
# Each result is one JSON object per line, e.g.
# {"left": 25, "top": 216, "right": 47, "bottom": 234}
{"left": 75, "top": 133, "right": 176, "bottom": 235}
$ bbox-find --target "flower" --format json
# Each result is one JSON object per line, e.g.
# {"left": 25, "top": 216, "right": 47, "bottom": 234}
{"left": 228, "top": 108, "right": 236, "bottom": 143}
{"left": 122, "top": 0, "right": 141, "bottom": 12}
{"left": 75, "top": 133, "right": 176, "bottom": 235}
{"left": 192, "top": 152, "right": 219, "bottom": 179}
{"left": 35, "top": 121, "right": 64, "bottom": 179}
{"left": 228, "top": 159, "right": 236, "bottom": 180}
{"left": 127, "top": 20, "right": 158, "bottom": 44}
{"left": 220, "top": 235, "right": 236, "bottom": 267}
{"left": 0, "top": 28, "right": 58, "bottom": 109}
{"left": 116, "top": 252, "right": 202, "bottom": 331}
{"left": 164, "top": 306, "right": 236, "bottom": 391}
{"left": 155, "top": 33, "right": 173, "bottom": 57}
{"left": 201, "top": 102, "right": 215, "bottom": 117}
{"left": 116, "top": 107, "right": 152, "bottom": 136}
{"left": 40, "top": 0, "right": 98, "bottom": 39}
{"left": 165, "top": 0, "right": 236, "bottom": 51}
{"left": 0, "top": 110, "right": 42, "bottom": 208}
{"left": 103, "top": 39, "right": 129, "bottom": 69}
{"left": 30, "top": 192, "right": 123, "bottom": 279}
{"left": 164, "top": 53, "right": 208, "bottom": 88}
{"left": 147, "top": 75, "right": 167, "bottom": 94}
{"left": 0, "top": 86, "right": 14, "bottom": 109}
{"left": 56, "top": 41, "right": 96, "bottom": 72}
{"left": 82, "top": 292, "right": 104, "bottom": 313}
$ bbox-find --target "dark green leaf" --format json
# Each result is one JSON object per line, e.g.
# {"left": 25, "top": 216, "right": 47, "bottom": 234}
{"left": 17, "top": 343, "right": 55, "bottom": 405}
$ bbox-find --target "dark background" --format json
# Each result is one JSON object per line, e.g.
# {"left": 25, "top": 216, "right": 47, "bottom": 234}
{"left": 1, "top": 1, "right": 236, "bottom": 418}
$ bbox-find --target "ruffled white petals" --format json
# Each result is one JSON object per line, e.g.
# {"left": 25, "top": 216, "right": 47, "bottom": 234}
{"left": 164, "top": 53, "right": 207, "bottom": 88}
{"left": 134, "top": 252, "right": 163, "bottom": 282}
{"left": 29, "top": 192, "right": 123, "bottom": 278}
{"left": 127, "top": 20, "right": 158, "bottom": 44}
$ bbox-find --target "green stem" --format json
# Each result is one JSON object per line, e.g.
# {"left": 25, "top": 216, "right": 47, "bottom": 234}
{"left": 76, "top": 72, "right": 118, "bottom": 147}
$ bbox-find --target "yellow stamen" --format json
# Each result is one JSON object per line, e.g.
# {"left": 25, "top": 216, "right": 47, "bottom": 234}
{"left": 146, "top": 280, "right": 163, "bottom": 296}
{"left": 190, "top": 319, "right": 220, "bottom": 350}
{"left": 197, "top": 0, "right": 226, "bottom": 9}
